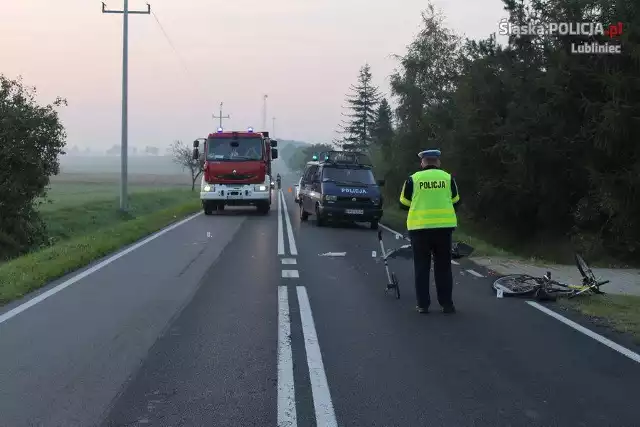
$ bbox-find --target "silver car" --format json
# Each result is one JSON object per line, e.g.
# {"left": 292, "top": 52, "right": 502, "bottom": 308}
{"left": 294, "top": 177, "right": 302, "bottom": 203}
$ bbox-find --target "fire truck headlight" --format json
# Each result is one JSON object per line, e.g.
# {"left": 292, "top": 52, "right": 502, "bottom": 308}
{"left": 255, "top": 185, "right": 268, "bottom": 191}
{"left": 203, "top": 185, "right": 212, "bottom": 192}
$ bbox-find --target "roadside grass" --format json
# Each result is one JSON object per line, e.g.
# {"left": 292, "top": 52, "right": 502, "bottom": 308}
{"left": 0, "top": 178, "right": 200, "bottom": 306}
{"left": 41, "top": 188, "right": 197, "bottom": 243}
{"left": 0, "top": 197, "right": 200, "bottom": 305}
{"left": 559, "top": 295, "right": 640, "bottom": 344}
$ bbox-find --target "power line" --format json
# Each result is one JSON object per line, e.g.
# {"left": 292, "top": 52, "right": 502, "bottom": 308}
{"left": 150, "top": 10, "right": 194, "bottom": 81}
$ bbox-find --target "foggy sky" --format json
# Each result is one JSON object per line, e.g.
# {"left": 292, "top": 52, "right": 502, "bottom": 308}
{"left": 1, "top": 0, "right": 507, "bottom": 151}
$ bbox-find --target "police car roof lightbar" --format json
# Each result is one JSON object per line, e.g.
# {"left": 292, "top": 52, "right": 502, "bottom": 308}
{"left": 317, "top": 151, "right": 373, "bottom": 167}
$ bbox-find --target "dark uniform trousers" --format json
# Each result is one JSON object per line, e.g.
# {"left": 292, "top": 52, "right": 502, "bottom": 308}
{"left": 409, "top": 227, "right": 454, "bottom": 308}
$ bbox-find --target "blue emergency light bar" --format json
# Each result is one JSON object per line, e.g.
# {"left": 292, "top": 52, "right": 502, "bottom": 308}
{"left": 217, "top": 127, "right": 223, "bottom": 133}
{"left": 318, "top": 151, "right": 372, "bottom": 166}
{"left": 248, "top": 127, "right": 254, "bottom": 132}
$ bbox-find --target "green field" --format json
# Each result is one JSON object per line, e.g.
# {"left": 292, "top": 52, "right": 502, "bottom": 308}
{"left": 0, "top": 172, "right": 200, "bottom": 305}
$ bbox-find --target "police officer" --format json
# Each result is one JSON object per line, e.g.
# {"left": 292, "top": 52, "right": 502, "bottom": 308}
{"left": 399, "top": 149, "right": 460, "bottom": 314}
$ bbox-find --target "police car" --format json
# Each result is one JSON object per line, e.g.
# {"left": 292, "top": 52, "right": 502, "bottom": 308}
{"left": 298, "top": 151, "right": 384, "bottom": 229}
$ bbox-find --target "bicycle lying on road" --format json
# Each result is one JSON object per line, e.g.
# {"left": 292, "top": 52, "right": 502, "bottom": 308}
{"left": 376, "top": 230, "right": 474, "bottom": 300}
{"left": 492, "top": 254, "right": 610, "bottom": 301}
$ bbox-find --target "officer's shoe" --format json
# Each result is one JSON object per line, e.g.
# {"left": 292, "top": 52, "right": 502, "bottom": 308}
{"left": 416, "top": 306, "right": 428, "bottom": 314}
{"left": 442, "top": 305, "right": 456, "bottom": 314}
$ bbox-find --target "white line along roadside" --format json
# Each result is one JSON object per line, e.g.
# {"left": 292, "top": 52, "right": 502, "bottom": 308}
{"left": 280, "top": 190, "right": 298, "bottom": 256}
{"left": 277, "top": 286, "right": 298, "bottom": 426}
{"left": 0, "top": 212, "right": 203, "bottom": 326}
{"left": 526, "top": 301, "right": 640, "bottom": 364}
{"left": 296, "top": 286, "right": 338, "bottom": 427}
{"left": 277, "top": 188, "right": 285, "bottom": 255}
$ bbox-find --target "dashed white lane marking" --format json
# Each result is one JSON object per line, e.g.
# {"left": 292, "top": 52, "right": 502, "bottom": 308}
{"left": 466, "top": 269, "right": 484, "bottom": 278}
{"left": 526, "top": 301, "right": 640, "bottom": 364}
{"left": 281, "top": 258, "right": 297, "bottom": 265}
{"left": 296, "top": 286, "right": 338, "bottom": 427}
{"left": 277, "top": 286, "right": 298, "bottom": 426}
{"left": 280, "top": 190, "right": 298, "bottom": 256}
{"left": 451, "top": 260, "right": 460, "bottom": 265}
{"left": 277, "top": 188, "right": 285, "bottom": 256}
{"left": 0, "top": 212, "right": 203, "bottom": 326}
{"left": 319, "top": 252, "right": 346, "bottom": 257}
{"left": 282, "top": 270, "right": 300, "bottom": 278}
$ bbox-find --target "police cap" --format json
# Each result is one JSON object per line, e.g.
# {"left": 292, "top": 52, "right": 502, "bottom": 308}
{"left": 417, "top": 149, "right": 441, "bottom": 159}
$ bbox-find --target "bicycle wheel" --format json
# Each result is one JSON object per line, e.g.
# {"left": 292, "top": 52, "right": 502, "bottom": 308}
{"left": 492, "top": 274, "right": 542, "bottom": 296}
{"left": 575, "top": 253, "right": 597, "bottom": 282}
{"left": 391, "top": 272, "right": 400, "bottom": 299}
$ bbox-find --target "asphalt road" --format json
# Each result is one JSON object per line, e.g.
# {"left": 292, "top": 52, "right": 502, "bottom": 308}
{"left": 1, "top": 177, "right": 639, "bottom": 427}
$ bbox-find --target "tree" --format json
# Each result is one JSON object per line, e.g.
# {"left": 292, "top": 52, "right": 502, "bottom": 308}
{"left": 371, "top": 98, "right": 394, "bottom": 149}
{"left": 0, "top": 74, "right": 67, "bottom": 259}
{"left": 336, "top": 63, "right": 381, "bottom": 152}
{"left": 170, "top": 140, "right": 203, "bottom": 191}
{"left": 364, "top": 0, "right": 640, "bottom": 261}
{"left": 106, "top": 144, "right": 120, "bottom": 155}
{"left": 285, "top": 143, "right": 335, "bottom": 173}
{"left": 144, "top": 146, "right": 159, "bottom": 156}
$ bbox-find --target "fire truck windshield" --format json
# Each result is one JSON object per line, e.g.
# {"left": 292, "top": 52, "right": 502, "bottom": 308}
{"left": 206, "top": 137, "right": 263, "bottom": 161}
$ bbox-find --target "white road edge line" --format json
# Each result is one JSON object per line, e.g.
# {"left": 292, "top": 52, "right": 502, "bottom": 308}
{"left": 277, "top": 286, "right": 298, "bottom": 426}
{"left": 526, "top": 301, "right": 640, "bottom": 364}
{"left": 277, "top": 188, "right": 285, "bottom": 255}
{"left": 466, "top": 269, "right": 484, "bottom": 278}
{"left": 0, "top": 212, "right": 203, "bottom": 325}
{"left": 280, "top": 190, "right": 298, "bottom": 256}
{"left": 296, "top": 286, "right": 338, "bottom": 427}
{"left": 282, "top": 270, "right": 300, "bottom": 278}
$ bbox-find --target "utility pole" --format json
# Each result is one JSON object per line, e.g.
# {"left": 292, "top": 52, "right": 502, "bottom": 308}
{"left": 262, "top": 94, "right": 268, "bottom": 131}
{"left": 272, "top": 117, "right": 276, "bottom": 137}
{"left": 213, "top": 102, "right": 230, "bottom": 128}
{"left": 102, "top": 1, "right": 151, "bottom": 212}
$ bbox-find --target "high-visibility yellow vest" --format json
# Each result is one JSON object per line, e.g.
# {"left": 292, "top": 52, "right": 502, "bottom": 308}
{"left": 403, "top": 169, "right": 457, "bottom": 230}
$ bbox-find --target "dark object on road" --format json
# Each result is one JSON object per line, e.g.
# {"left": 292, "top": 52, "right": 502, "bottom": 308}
{"left": 376, "top": 231, "right": 475, "bottom": 301}
{"left": 452, "top": 241, "right": 474, "bottom": 259}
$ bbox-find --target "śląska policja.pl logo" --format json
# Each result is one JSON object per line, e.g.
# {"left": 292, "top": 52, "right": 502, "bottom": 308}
{"left": 499, "top": 21, "right": 624, "bottom": 54}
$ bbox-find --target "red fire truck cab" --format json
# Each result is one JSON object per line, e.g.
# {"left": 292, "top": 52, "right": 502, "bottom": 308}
{"left": 192, "top": 127, "right": 278, "bottom": 215}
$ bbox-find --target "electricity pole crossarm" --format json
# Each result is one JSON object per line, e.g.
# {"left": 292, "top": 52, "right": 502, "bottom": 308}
{"left": 213, "top": 102, "right": 230, "bottom": 128}
{"left": 102, "top": 2, "right": 151, "bottom": 14}
{"left": 101, "top": 1, "right": 151, "bottom": 212}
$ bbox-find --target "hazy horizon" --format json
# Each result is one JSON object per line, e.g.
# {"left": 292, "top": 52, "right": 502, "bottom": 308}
{"left": 2, "top": 0, "right": 508, "bottom": 150}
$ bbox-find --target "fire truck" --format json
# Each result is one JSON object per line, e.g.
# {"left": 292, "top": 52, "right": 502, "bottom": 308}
{"left": 192, "top": 127, "right": 278, "bottom": 215}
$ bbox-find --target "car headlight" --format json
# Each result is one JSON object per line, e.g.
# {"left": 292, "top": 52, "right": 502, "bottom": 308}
{"left": 255, "top": 185, "right": 268, "bottom": 191}
{"left": 203, "top": 185, "right": 212, "bottom": 192}
{"left": 324, "top": 195, "right": 337, "bottom": 201}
